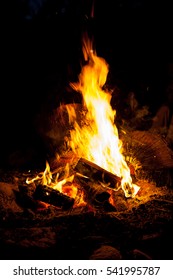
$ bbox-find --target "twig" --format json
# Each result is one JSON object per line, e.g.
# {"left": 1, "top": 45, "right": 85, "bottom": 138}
{"left": 133, "top": 249, "right": 152, "bottom": 260}
{"left": 153, "top": 198, "right": 173, "bottom": 204}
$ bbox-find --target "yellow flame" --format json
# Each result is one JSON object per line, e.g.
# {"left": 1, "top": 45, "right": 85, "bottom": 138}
{"left": 26, "top": 161, "right": 78, "bottom": 200}
{"left": 67, "top": 37, "right": 139, "bottom": 197}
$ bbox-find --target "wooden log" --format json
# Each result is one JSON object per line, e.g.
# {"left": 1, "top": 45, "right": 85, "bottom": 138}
{"left": 76, "top": 177, "right": 110, "bottom": 202}
{"left": 33, "top": 184, "right": 74, "bottom": 210}
{"left": 17, "top": 183, "right": 38, "bottom": 210}
{"left": 74, "top": 158, "right": 121, "bottom": 189}
{"left": 75, "top": 176, "right": 116, "bottom": 212}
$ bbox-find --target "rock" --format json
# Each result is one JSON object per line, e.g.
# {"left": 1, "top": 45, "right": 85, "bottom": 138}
{"left": 0, "top": 227, "right": 56, "bottom": 249}
{"left": 89, "top": 245, "right": 122, "bottom": 260}
{"left": 0, "top": 182, "right": 23, "bottom": 216}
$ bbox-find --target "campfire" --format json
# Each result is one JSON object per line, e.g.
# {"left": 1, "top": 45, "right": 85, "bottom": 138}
{"left": 1, "top": 35, "right": 173, "bottom": 260}
{"left": 26, "top": 36, "right": 140, "bottom": 211}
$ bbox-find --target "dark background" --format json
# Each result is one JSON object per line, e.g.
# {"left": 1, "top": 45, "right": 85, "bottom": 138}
{"left": 1, "top": 0, "right": 173, "bottom": 167}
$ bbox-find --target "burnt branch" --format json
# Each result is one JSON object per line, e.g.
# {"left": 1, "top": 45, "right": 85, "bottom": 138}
{"left": 34, "top": 184, "right": 74, "bottom": 210}
{"left": 74, "top": 158, "right": 121, "bottom": 189}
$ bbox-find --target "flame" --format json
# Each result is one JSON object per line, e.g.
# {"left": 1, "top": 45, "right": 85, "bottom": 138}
{"left": 66, "top": 37, "right": 140, "bottom": 197}
{"left": 27, "top": 161, "right": 79, "bottom": 200}
{"left": 26, "top": 36, "right": 139, "bottom": 205}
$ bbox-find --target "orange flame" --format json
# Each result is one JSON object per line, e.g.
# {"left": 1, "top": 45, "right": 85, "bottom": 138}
{"left": 67, "top": 37, "right": 139, "bottom": 197}
{"left": 26, "top": 161, "right": 78, "bottom": 200}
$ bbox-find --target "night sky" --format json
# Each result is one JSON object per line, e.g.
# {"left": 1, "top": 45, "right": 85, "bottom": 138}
{"left": 1, "top": 0, "right": 173, "bottom": 166}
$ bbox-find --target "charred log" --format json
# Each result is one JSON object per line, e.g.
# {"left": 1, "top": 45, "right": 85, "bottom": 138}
{"left": 76, "top": 176, "right": 109, "bottom": 202}
{"left": 75, "top": 175, "right": 116, "bottom": 212}
{"left": 16, "top": 183, "right": 38, "bottom": 210}
{"left": 74, "top": 158, "right": 121, "bottom": 190}
{"left": 33, "top": 184, "right": 74, "bottom": 210}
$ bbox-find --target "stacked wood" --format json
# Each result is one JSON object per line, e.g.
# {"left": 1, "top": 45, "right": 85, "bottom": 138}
{"left": 74, "top": 158, "right": 119, "bottom": 211}
{"left": 75, "top": 177, "right": 116, "bottom": 212}
{"left": 16, "top": 157, "right": 120, "bottom": 211}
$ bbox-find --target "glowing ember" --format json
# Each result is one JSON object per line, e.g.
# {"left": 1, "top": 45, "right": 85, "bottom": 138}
{"left": 66, "top": 37, "right": 140, "bottom": 197}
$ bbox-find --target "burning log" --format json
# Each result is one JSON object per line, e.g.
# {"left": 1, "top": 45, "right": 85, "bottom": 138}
{"left": 75, "top": 177, "right": 116, "bottom": 211}
{"left": 74, "top": 158, "right": 119, "bottom": 211}
{"left": 33, "top": 184, "right": 74, "bottom": 210}
{"left": 74, "top": 158, "right": 121, "bottom": 189}
{"left": 76, "top": 176, "right": 110, "bottom": 202}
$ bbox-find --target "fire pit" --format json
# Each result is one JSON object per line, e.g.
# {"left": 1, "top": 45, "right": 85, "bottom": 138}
{"left": 1, "top": 36, "right": 173, "bottom": 260}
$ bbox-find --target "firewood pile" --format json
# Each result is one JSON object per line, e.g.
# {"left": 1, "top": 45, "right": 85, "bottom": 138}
{"left": 1, "top": 99, "right": 173, "bottom": 260}
{"left": 0, "top": 143, "right": 173, "bottom": 260}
